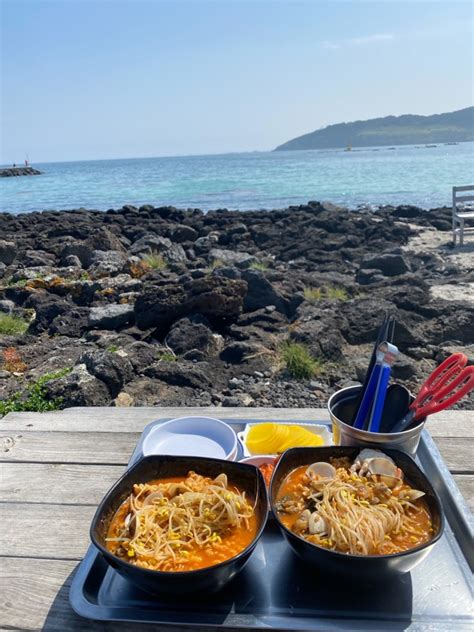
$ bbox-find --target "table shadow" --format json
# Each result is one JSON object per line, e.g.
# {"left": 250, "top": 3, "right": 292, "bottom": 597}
{"left": 270, "top": 549, "right": 413, "bottom": 629}
{"left": 47, "top": 556, "right": 268, "bottom": 631}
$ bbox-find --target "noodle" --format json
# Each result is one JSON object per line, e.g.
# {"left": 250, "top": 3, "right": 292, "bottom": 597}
{"left": 106, "top": 471, "right": 258, "bottom": 571}
{"left": 275, "top": 457, "right": 433, "bottom": 556}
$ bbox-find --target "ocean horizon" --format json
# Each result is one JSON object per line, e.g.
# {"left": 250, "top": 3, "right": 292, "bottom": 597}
{"left": 1, "top": 141, "right": 473, "bottom": 214}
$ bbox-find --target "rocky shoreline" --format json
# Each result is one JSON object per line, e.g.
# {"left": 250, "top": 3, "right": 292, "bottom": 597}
{"left": 0, "top": 166, "right": 42, "bottom": 177}
{"left": 0, "top": 201, "right": 473, "bottom": 413}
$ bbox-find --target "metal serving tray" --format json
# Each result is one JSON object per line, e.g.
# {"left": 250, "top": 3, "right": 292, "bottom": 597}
{"left": 70, "top": 420, "right": 473, "bottom": 630}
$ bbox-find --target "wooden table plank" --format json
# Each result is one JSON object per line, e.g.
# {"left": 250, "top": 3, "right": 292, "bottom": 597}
{"left": 1, "top": 503, "right": 95, "bottom": 560}
{"left": 454, "top": 475, "right": 474, "bottom": 512}
{"left": 2, "top": 406, "right": 473, "bottom": 437}
{"left": 1, "top": 430, "right": 473, "bottom": 475}
{"left": 0, "top": 431, "right": 139, "bottom": 464}
{"left": 430, "top": 437, "right": 474, "bottom": 473}
{"left": 1, "top": 558, "right": 205, "bottom": 632}
{"left": 0, "top": 406, "right": 328, "bottom": 432}
{"left": 3, "top": 482, "right": 473, "bottom": 562}
{"left": 0, "top": 463, "right": 125, "bottom": 504}
{"left": 0, "top": 405, "right": 472, "bottom": 632}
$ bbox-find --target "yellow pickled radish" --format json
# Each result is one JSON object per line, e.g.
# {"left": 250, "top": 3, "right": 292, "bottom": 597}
{"left": 247, "top": 423, "right": 282, "bottom": 454}
{"left": 246, "top": 423, "right": 324, "bottom": 454}
{"left": 277, "top": 426, "right": 324, "bottom": 451}
{"left": 273, "top": 424, "right": 290, "bottom": 449}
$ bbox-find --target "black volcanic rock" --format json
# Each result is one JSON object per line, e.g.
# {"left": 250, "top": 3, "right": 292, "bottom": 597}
{"left": 167, "top": 316, "right": 222, "bottom": 355}
{"left": 80, "top": 349, "right": 134, "bottom": 396}
{"left": 0, "top": 166, "right": 42, "bottom": 177}
{"left": 1, "top": 202, "right": 473, "bottom": 412}
{"left": 144, "top": 361, "right": 213, "bottom": 389}
{"left": 44, "top": 364, "right": 110, "bottom": 406}
{"left": 25, "top": 292, "right": 71, "bottom": 333}
{"left": 49, "top": 307, "right": 90, "bottom": 337}
{"left": 89, "top": 304, "right": 135, "bottom": 330}
{"left": 0, "top": 240, "right": 16, "bottom": 265}
{"left": 134, "top": 277, "right": 247, "bottom": 332}
{"left": 242, "top": 269, "right": 288, "bottom": 314}
{"left": 360, "top": 253, "right": 411, "bottom": 276}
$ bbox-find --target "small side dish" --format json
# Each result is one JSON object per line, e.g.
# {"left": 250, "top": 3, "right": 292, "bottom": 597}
{"left": 245, "top": 423, "right": 325, "bottom": 454}
{"left": 240, "top": 455, "right": 279, "bottom": 488}
{"left": 258, "top": 461, "right": 276, "bottom": 487}
{"left": 106, "top": 470, "right": 258, "bottom": 572}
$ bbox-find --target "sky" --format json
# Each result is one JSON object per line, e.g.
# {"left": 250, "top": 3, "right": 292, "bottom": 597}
{"left": 1, "top": 0, "right": 473, "bottom": 163}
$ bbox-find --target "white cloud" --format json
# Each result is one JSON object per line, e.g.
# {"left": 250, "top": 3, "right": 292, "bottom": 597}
{"left": 321, "top": 41, "right": 341, "bottom": 50}
{"left": 322, "top": 33, "right": 394, "bottom": 50}
{"left": 349, "top": 33, "right": 394, "bottom": 45}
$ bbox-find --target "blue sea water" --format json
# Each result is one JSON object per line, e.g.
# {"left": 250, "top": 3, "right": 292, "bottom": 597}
{"left": 1, "top": 142, "right": 473, "bottom": 214}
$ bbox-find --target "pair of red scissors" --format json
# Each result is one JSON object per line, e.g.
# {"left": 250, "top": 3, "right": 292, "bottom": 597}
{"left": 391, "top": 353, "right": 474, "bottom": 433}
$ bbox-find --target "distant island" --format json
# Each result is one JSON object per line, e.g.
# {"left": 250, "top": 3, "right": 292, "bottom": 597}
{"left": 274, "top": 106, "right": 474, "bottom": 151}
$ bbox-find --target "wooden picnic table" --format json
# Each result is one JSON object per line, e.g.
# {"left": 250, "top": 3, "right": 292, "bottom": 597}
{"left": 1, "top": 406, "right": 473, "bottom": 631}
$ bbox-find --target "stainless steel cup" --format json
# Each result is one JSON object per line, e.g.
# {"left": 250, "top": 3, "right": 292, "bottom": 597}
{"left": 328, "top": 385, "right": 425, "bottom": 456}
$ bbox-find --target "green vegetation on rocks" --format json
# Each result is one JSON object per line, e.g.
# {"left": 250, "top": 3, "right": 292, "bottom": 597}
{"left": 0, "top": 313, "right": 29, "bottom": 336}
{"left": 0, "top": 368, "right": 72, "bottom": 416}
{"left": 143, "top": 252, "right": 167, "bottom": 270}
{"left": 304, "top": 286, "right": 349, "bottom": 302}
{"left": 248, "top": 262, "right": 269, "bottom": 272}
{"left": 325, "top": 286, "right": 349, "bottom": 301}
{"left": 158, "top": 351, "right": 177, "bottom": 362}
{"left": 208, "top": 259, "right": 225, "bottom": 272}
{"left": 303, "top": 286, "right": 324, "bottom": 301}
{"left": 281, "top": 341, "right": 322, "bottom": 380}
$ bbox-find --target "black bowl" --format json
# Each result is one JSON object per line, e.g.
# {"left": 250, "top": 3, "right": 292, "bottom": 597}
{"left": 90, "top": 454, "right": 269, "bottom": 595}
{"left": 270, "top": 447, "right": 444, "bottom": 577}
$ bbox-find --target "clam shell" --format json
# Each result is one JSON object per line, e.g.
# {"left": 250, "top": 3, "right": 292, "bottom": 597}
{"left": 350, "top": 448, "right": 394, "bottom": 473}
{"left": 375, "top": 474, "right": 402, "bottom": 489}
{"left": 402, "top": 489, "right": 426, "bottom": 501}
{"left": 357, "top": 448, "right": 387, "bottom": 462}
{"left": 367, "top": 457, "right": 399, "bottom": 478}
{"left": 306, "top": 462, "right": 336, "bottom": 480}
{"left": 308, "top": 512, "right": 327, "bottom": 535}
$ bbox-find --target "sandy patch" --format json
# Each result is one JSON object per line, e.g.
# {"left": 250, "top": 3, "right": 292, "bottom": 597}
{"left": 430, "top": 282, "right": 474, "bottom": 306}
{"left": 400, "top": 225, "right": 474, "bottom": 305}
{"left": 402, "top": 225, "right": 474, "bottom": 273}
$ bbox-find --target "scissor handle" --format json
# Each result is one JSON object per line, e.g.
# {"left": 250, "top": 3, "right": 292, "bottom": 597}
{"left": 410, "top": 353, "right": 468, "bottom": 410}
{"left": 413, "top": 366, "right": 474, "bottom": 420}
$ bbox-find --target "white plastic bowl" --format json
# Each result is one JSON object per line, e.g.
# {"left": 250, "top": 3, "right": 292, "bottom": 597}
{"left": 142, "top": 416, "right": 238, "bottom": 461}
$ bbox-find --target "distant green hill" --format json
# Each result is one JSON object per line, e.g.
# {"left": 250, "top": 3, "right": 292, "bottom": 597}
{"left": 274, "top": 106, "right": 474, "bottom": 151}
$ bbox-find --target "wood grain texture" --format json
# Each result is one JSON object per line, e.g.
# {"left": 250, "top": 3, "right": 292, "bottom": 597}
{"left": 2, "top": 406, "right": 473, "bottom": 436}
{"left": 0, "top": 405, "right": 472, "bottom": 631}
{"left": 1, "top": 558, "right": 202, "bottom": 632}
{"left": 1, "top": 503, "right": 95, "bottom": 559}
{"left": 0, "top": 463, "right": 125, "bottom": 504}
{"left": 0, "top": 431, "right": 138, "bottom": 464}
{"left": 454, "top": 475, "right": 474, "bottom": 512}
{"left": 431, "top": 437, "right": 474, "bottom": 473}
{"left": 0, "top": 406, "right": 328, "bottom": 432}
